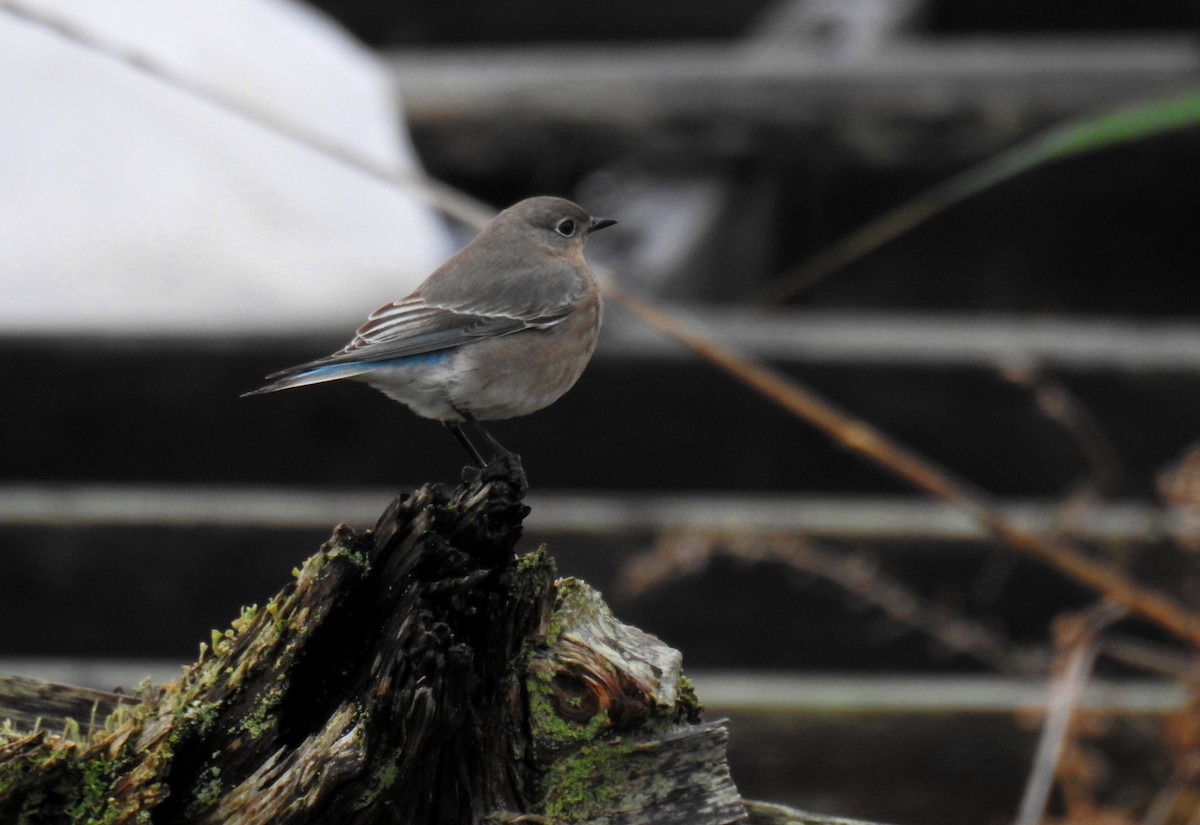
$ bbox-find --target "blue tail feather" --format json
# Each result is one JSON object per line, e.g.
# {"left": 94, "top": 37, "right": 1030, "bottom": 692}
{"left": 244, "top": 350, "right": 453, "bottom": 396}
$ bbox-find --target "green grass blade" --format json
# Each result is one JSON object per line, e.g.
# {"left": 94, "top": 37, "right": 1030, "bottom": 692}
{"left": 767, "top": 89, "right": 1200, "bottom": 302}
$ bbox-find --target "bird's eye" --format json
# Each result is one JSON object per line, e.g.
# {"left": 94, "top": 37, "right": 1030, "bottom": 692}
{"left": 555, "top": 218, "right": 577, "bottom": 237}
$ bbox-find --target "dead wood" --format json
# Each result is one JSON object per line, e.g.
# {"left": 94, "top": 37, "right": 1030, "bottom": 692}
{"left": 0, "top": 458, "right": 758, "bottom": 824}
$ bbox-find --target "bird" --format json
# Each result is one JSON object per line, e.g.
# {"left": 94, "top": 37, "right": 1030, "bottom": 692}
{"left": 244, "top": 196, "right": 616, "bottom": 471}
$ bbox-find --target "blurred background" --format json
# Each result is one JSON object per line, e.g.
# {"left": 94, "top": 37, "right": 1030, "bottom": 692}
{"left": 3, "top": 1, "right": 1200, "bottom": 822}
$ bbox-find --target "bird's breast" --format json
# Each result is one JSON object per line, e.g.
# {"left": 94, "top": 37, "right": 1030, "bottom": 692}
{"left": 448, "top": 297, "right": 601, "bottom": 420}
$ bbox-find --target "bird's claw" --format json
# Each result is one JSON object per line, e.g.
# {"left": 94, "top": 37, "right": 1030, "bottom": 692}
{"left": 481, "top": 451, "right": 528, "bottom": 497}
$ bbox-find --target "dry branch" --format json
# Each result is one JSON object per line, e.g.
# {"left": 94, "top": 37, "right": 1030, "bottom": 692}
{"left": 605, "top": 282, "right": 1200, "bottom": 650}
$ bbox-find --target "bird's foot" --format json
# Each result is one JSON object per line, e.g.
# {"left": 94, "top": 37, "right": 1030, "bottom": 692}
{"left": 480, "top": 450, "right": 528, "bottom": 497}
{"left": 459, "top": 449, "right": 526, "bottom": 496}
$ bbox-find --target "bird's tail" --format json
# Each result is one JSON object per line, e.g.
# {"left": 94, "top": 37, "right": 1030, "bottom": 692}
{"left": 241, "top": 362, "right": 371, "bottom": 397}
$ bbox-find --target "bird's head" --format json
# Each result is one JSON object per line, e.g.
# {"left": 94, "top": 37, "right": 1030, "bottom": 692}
{"left": 498, "top": 196, "right": 617, "bottom": 252}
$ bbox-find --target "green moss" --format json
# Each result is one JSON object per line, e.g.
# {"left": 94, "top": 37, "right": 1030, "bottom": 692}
{"left": 522, "top": 574, "right": 709, "bottom": 821}
{"left": 177, "top": 698, "right": 221, "bottom": 739}
{"left": 0, "top": 739, "right": 145, "bottom": 825}
{"left": 327, "top": 543, "right": 370, "bottom": 573}
{"left": 526, "top": 644, "right": 637, "bottom": 821}
{"left": 0, "top": 694, "right": 167, "bottom": 823}
{"left": 526, "top": 673, "right": 609, "bottom": 751}
{"left": 0, "top": 720, "right": 19, "bottom": 744}
{"left": 0, "top": 749, "right": 38, "bottom": 803}
{"left": 265, "top": 599, "right": 284, "bottom": 636}
{"left": 101, "top": 704, "right": 135, "bottom": 736}
{"left": 61, "top": 755, "right": 124, "bottom": 823}
{"left": 515, "top": 545, "right": 549, "bottom": 574}
{"left": 353, "top": 758, "right": 399, "bottom": 811}
{"left": 183, "top": 764, "right": 222, "bottom": 819}
{"left": 235, "top": 688, "right": 282, "bottom": 740}
{"left": 538, "top": 736, "right": 637, "bottom": 822}
{"left": 231, "top": 604, "right": 258, "bottom": 634}
{"left": 674, "top": 674, "right": 704, "bottom": 724}
{"left": 59, "top": 718, "right": 81, "bottom": 743}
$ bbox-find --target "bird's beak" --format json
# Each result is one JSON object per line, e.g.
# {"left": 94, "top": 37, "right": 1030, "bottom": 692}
{"left": 589, "top": 218, "right": 617, "bottom": 233}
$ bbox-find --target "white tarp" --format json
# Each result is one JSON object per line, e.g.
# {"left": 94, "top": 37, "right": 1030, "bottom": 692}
{"left": 0, "top": 0, "right": 454, "bottom": 335}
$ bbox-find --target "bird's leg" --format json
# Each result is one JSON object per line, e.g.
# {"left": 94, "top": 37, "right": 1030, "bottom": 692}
{"left": 454, "top": 409, "right": 527, "bottom": 489}
{"left": 457, "top": 411, "right": 516, "bottom": 460}
{"left": 444, "top": 420, "right": 486, "bottom": 467}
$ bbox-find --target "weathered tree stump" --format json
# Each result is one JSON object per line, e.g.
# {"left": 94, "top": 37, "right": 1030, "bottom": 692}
{"left": 0, "top": 459, "right": 887, "bottom": 824}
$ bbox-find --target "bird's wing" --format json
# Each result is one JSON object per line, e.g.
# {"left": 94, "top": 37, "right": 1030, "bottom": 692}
{"left": 325, "top": 253, "right": 589, "bottom": 365}
{"left": 339, "top": 295, "right": 572, "bottom": 361}
{"left": 256, "top": 249, "right": 590, "bottom": 384}
{"left": 262, "top": 294, "right": 573, "bottom": 381}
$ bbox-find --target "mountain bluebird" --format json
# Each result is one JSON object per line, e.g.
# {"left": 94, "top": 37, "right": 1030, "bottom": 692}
{"left": 245, "top": 196, "right": 616, "bottom": 468}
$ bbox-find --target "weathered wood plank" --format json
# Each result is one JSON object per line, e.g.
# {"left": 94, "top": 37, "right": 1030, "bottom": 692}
{"left": 389, "top": 39, "right": 1200, "bottom": 168}
{"left": 746, "top": 800, "right": 894, "bottom": 825}
{"left": 0, "top": 485, "right": 1192, "bottom": 541}
{"left": 0, "top": 676, "right": 135, "bottom": 738}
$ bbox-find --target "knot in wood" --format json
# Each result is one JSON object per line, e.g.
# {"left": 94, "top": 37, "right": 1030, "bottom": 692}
{"left": 527, "top": 578, "right": 687, "bottom": 753}
{"left": 545, "top": 654, "right": 651, "bottom": 730}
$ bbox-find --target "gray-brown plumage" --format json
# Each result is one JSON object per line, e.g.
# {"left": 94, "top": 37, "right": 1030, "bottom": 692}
{"left": 245, "top": 196, "right": 615, "bottom": 465}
